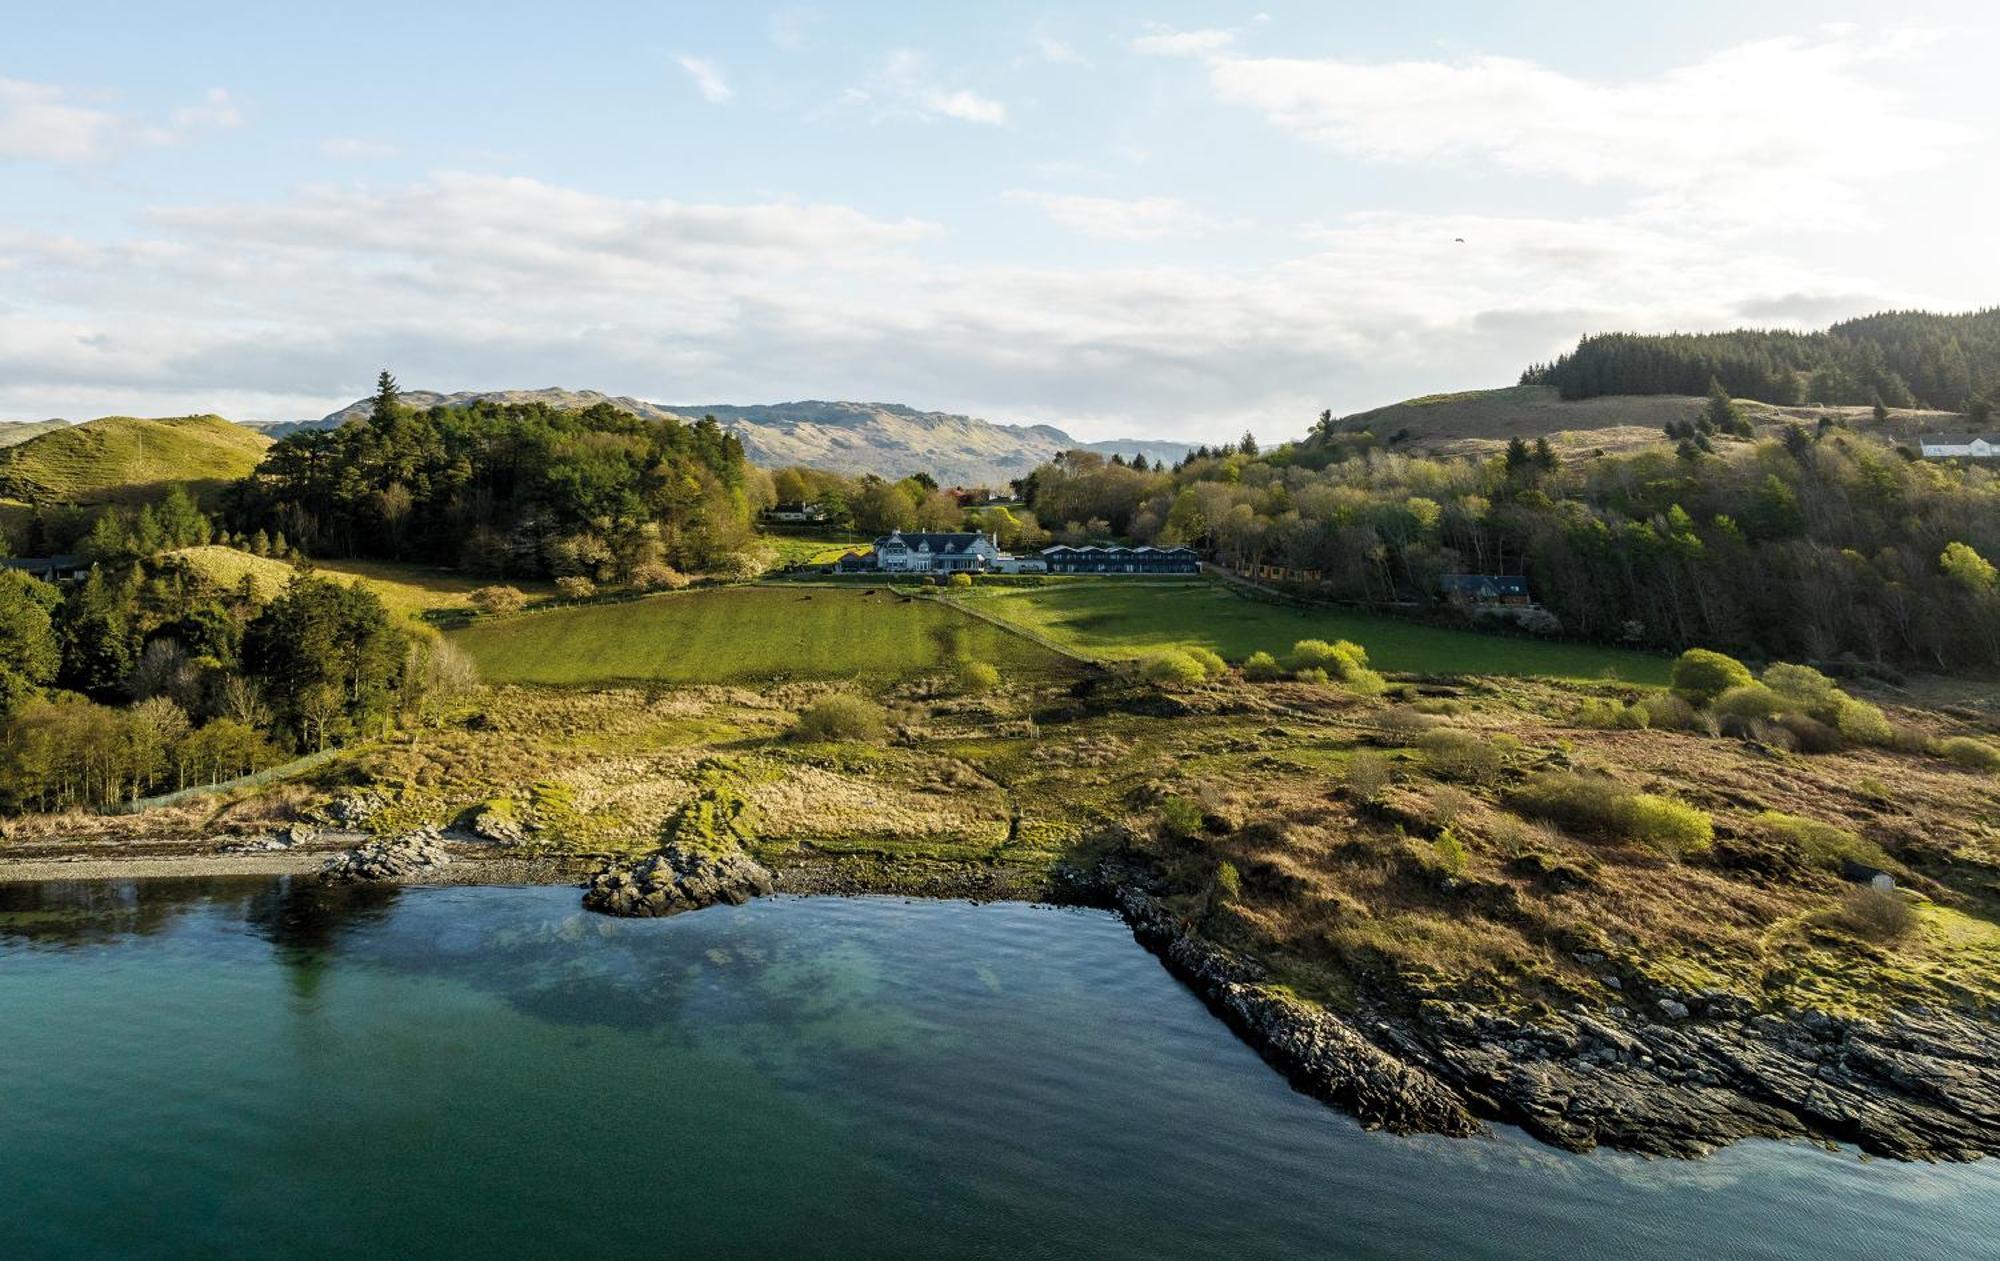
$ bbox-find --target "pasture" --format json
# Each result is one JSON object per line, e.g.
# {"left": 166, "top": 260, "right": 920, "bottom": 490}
{"left": 450, "top": 585, "right": 1072, "bottom": 685}
{"left": 950, "top": 579, "right": 1671, "bottom": 683}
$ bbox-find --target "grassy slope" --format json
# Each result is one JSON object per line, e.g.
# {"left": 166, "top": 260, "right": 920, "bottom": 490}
{"left": 168, "top": 547, "right": 556, "bottom": 625}
{"left": 0, "top": 415, "right": 269, "bottom": 505}
{"left": 953, "top": 579, "right": 1670, "bottom": 683}
{"left": 451, "top": 585, "right": 1072, "bottom": 685}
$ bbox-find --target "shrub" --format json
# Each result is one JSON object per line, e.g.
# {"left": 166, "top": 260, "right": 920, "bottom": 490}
{"left": 469, "top": 585, "right": 527, "bottom": 616}
{"left": 1183, "top": 646, "right": 1228, "bottom": 679}
{"left": 1932, "top": 736, "right": 2000, "bottom": 772}
{"left": 1776, "top": 712, "right": 1842, "bottom": 754}
{"left": 1418, "top": 728, "right": 1503, "bottom": 784}
{"left": 554, "top": 575, "right": 596, "bottom": 600}
{"left": 791, "top": 695, "right": 887, "bottom": 743}
{"left": 1821, "top": 887, "right": 1917, "bottom": 943}
{"left": 1578, "top": 697, "right": 1649, "bottom": 730}
{"left": 1159, "top": 795, "right": 1205, "bottom": 840}
{"left": 1619, "top": 793, "right": 1713, "bottom": 856}
{"left": 947, "top": 572, "right": 973, "bottom": 589}
{"left": 1214, "top": 860, "right": 1242, "bottom": 901}
{"left": 1834, "top": 698, "right": 1895, "bottom": 746}
{"left": 1292, "top": 638, "right": 1369, "bottom": 678}
{"left": 1142, "top": 650, "right": 1208, "bottom": 687}
{"left": 1637, "top": 692, "right": 1702, "bottom": 731}
{"left": 1293, "top": 666, "right": 1330, "bottom": 685}
{"left": 957, "top": 660, "right": 1000, "bottom": 693}
{"left": 1342, "top": 752, "right": 1391, "bottom": 802}
{"left": 1342, "top": 667, "right": 1389, "bottom": 697}
{"left": 1711, "top": 683, "right": 1783, "bottom": 721}
{"left": 1427, "top": 785, "right": 1473, "bottom": 828}
{"left": 1433, "top": 826, "right": 1469, "bottom": 876}
{"left": 1671, "top": 648, "right": 1753, "bottom": 705}
{"left": 1374, "top": 707, "right": 1436, "bottom": 744}
{"left": 629, "top": 561, "right": 690, "bottom": 591}
{"left": 1755, "top": 810, "right": 1892, "bottom": 873}
{"left": 1242, "top": 650, "right": 1284, "bottom": 682}
{"left": 1762, "top": 663, "right": 1842, "bottom": 719}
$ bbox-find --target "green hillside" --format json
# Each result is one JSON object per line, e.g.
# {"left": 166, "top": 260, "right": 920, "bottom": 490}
{"left": 0, "top": 415, "right": 270, "bottom": 505}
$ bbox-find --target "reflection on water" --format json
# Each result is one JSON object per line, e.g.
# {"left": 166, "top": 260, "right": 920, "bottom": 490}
{"left": 2, "top": 880, "right": 1998, "bottom": 1261}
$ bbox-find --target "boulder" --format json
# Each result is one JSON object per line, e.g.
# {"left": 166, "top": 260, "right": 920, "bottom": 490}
{"left": 320, "top": 827, "right": 452, "bottom": 883}
{"left": 583, "top": 844, "right": 775, "bottom": 918}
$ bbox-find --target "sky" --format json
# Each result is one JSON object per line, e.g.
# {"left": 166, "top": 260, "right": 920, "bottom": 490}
{"left": 3, "top": 1, "right": 1997, "bottom": 443}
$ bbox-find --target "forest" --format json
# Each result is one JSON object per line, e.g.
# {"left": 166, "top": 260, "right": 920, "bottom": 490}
{"left": 1016, "top": 419, "right": 2000, "bottom": 672}
{"left": 1520, "top": 308, "right": 2000, "bottom": 413}
{"left": 224, "top": 377, "right": 763, "bottom": 580}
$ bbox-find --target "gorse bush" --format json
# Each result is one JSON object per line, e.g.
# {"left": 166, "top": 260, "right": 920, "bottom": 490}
{"left": 1671, "top": 649, "right": 1753, "bottom": 705}
{"left": 957, "top": 660, "right": 1000, "bottom": 693}
{"left": 1293, "top": 666, "right": 1330, "bottom": 685}
{"left": 1159, "top": 795, "right": 1205, "bottom": 840}
{"left": 1141, "top": 650, "right": 1208, "bottom": 687}
{"left": 1577, "top": 697, "right": 1650, "bottom": 729}
{"left": 1755, "top": 810, "right": 1893, "bottom": 873}
{"left": 1821, "top": 886, "right": 1917, "bottom": 943}
{"left": 947, "top": 572, "right": 973, "bottom": 589}
{"left": 1932, "top": 736, "right": 2000, "bottom": 772}
{"left": 1433, "top": 827, "right": 1470, "bottom": 877}
{"left": 1637, "top": 692, "right": 1703, "bottom": 731}
{"left": 1242, "top": 650, "right": 1284, "bottom": 681}
{"left": 791, "top": 694, "right": 887, "bottom": 743}
{"left": 469, "top": 585, "right": 528, "bottom": 616}
{"left": 1183, "top": 645, "right": 1228, "bottom": 679}
{"left": 1510, "top": 772, "right": 1713, "bottom": 856}
{"left": 1711, "top": 683, "right": 1783, "bottom": 721}
{"left": 1417, "top": 728, "right": 1504, "bottom": 784}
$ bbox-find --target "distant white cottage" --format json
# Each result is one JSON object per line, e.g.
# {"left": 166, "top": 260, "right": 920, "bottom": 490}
{"left": 1919, "top": 434, "right": 2000, "bottom": 459}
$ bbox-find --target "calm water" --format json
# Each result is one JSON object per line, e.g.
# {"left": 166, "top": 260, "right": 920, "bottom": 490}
{"left": 3, "top": 882, "right": 1998, "bottom": 1260}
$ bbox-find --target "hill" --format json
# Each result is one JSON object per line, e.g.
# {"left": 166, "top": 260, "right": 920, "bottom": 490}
{"left": 270, "top": 389, "right": 1189, "bottom": 485}
{"left": 0, "top": 415, "right": 270, "bottom": 505}
{"left": 1330, "top": 385, "right": 1958, "bottom": 458}
{"left": 0, "top": 420, "right": 70, "bottom": 449}
{"left": 1523, "top": 307, "right": 2000, "bottom": 411}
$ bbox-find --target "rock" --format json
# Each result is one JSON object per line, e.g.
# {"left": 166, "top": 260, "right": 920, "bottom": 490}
{"left": 319, "top": 827, "right": 452, "bottom": 883}
{"left": 1657, "top": 998, "right": 1690, "bottom": 1021}
{"left": 582, "top": 844, "right": 775, "bottom": 918}
{"left": 468, "top": 808, "right": 526, "bottom": 847}
{"left": 318, "top": 791, "right": 389, "bottom": 829}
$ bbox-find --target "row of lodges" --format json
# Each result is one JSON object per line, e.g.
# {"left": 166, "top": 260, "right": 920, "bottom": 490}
{"left": 830, "top": 531, "right": 1199, "bottom": 575}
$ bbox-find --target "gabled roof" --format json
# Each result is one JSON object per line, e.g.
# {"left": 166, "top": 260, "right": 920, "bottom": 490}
{"left": 1041, "top": 544, "right": 1197, "bottom": 556}
{"left": 873, "top": 531, "right": 990, "bottom": 553}
{"left": 1919, "top": 434, "right": 2000, "bottom": 446}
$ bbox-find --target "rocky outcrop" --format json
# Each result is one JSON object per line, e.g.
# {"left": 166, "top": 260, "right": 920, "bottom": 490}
{"left": 320, "top": 828, "right": 452, "bottom": 883}
{"left": 1110, "top": 881, "right": 1480, "bottom": 1139}
{"left": 582, "top": 845, "right": 775, "bottom": 918}
{"left": 1080, "top": 859, "right": 2000, "bottom": 1161}
{"left": 467, "top": 807, "right": 527, "bottom": 847}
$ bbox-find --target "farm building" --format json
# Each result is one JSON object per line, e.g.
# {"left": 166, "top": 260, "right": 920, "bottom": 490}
{"left": 1440, "top": 574, "right": 1533, "bottom": 606}
{"left": 872, "top": 530, "right": 1004, "bottom": 574}
{"left": 1918, "top": 434, "right": 2000, "bottom": 459}
{"left": 0, "top": 554, "right": 88, "bottom": 584}
{"left": 1041, "top": 545, "right": 1199, "bottom": 574}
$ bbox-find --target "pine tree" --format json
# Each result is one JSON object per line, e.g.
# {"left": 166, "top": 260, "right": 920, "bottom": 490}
{"left": 1532, "top": 437, "right": 1558, "bottom": 471}
{"left": 371, "top": 370, "right": 401, "bottom": 424}
{"left": 1504, "top": 436, "right": 1532, "bottom": 475}
{"left": 1872, "top": 391, "right": 1890, "bottom": 423}
{"left": 1704, "top": 378, "right": 1737, "bottom": 432}
{"left": 1240, "top": 430, "right": 1260, "bottom": 457}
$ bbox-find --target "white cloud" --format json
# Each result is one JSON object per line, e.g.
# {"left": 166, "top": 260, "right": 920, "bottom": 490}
{"left": 1192, "top": 29, "right": 1961, "bottom": 229}
{"left": 0, "top": 78, "right": 239, "bottom": 163}
{"left": 320, "top": 137, "right": 399, "bottom": 159}
{"left": 1008, "top": 191, "right": 1230, "bottom": 240}
{"left": 1033, "top": 32, "right": 1086, "bottom": 65}
{"left": 859, "top": 51, "right": 1007, "bottom": 125}
{"left": 1, "top": 172, "right": 1935, "bottom": 441}
{"left": 1131, "top": 27, "right": 1235, "bottom": 58}
{"left": 676, "top": 55, "right": 733, "bottom": 104}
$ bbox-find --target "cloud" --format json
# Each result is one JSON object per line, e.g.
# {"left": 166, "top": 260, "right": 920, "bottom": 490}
{"left": 767, "top": 8, "right": 815, "bottom": 51}
{"left": 0, "top": 78, "right": 239, "bottom": 163}
{"left": 1131, "top": 27, "right": 1235, "bottom": 58}
{"left": 676, "top": 55, "right": 733, "bottom": 104}
{"left": 1189, "top": 29, "right": 1961, "bottom": 229}
{"left": 320, "top": 137, "right": 400, "bottom": 160}
{"left": 1008, "top": 191, "right": 1230, "bottom": 240}
{"left": 856, "top": 51, "right": 1007, "bottom": 125}
{"left": 0, "top": 172, "right": 1923, "bottom": 441}
{"left": 1033, "top": 32, "right": 1086, "bottom": 65}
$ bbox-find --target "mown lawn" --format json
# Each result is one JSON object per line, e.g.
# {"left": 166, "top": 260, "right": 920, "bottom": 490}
{"left": 451, "top": 585, "right": 1072, "bottom": 685}
{"left": 951, "top": 579, "right": 1671, "bottom": 683}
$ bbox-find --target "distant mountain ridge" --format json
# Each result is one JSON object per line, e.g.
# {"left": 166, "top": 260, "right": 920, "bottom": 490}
{"left": 256, "top": 389, "right": 1191, "bottom": 485}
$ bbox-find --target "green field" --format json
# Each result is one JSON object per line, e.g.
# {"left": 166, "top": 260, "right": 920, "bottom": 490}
{"left": 450, "top": 585, "right": 1073, "bottom": 685}
{"left": 950, "top": 579, "right": 1671, "bottom": 682}
{"left": 0, "top": 415, "right": 269, "bottom": 505}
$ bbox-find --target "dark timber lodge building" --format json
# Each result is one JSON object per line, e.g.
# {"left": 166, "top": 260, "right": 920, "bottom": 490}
{"left": 1040, "top": 544, "right": 1200, "bottom": 574}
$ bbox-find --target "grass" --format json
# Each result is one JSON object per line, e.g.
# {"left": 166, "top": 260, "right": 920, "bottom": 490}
{"left": 168, "top": 548, "right": 557, "bottom": 624}
{"left": 761, "top": 532, "right": 873, "bottom": 567}
{"left": 450, "top": 585, "right": 1073, "bottom": 685}
{"left": 950, "top": 579, "right": 1670, "bottom": 682}
{"left": 0, "top": 415, "right": 268, "bottom": 505}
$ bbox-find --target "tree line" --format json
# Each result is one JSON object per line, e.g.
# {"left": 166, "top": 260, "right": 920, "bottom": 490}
{"left": 1520, "top": 308, "right": 2000, "bottom": 414}
{"left": 1015, "top": 420, "right": 2000, "bottom": 671}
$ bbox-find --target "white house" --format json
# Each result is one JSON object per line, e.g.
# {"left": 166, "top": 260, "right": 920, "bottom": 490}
{"left": 765, "top": 502, "right": 829, "bottom": 523}
{"left": 871, "top": 530, "right": 1004, "bottom": 573}
{"left": 1918, "top": 434, "right": 2000, "bottom": 459}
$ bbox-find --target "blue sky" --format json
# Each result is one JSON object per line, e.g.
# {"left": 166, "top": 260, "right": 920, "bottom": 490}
{"left": 4, "top": 1, "right": 1997, "bottom": 440}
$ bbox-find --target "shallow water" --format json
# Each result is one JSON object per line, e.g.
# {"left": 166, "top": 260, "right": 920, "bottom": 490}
{"left": 2, "top": 879, "right": 1996, "bottom": 1260}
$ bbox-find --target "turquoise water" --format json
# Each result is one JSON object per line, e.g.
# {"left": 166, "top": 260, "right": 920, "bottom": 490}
{"left": 3, "top": 881, "right": 1998, "bottom": 1260}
